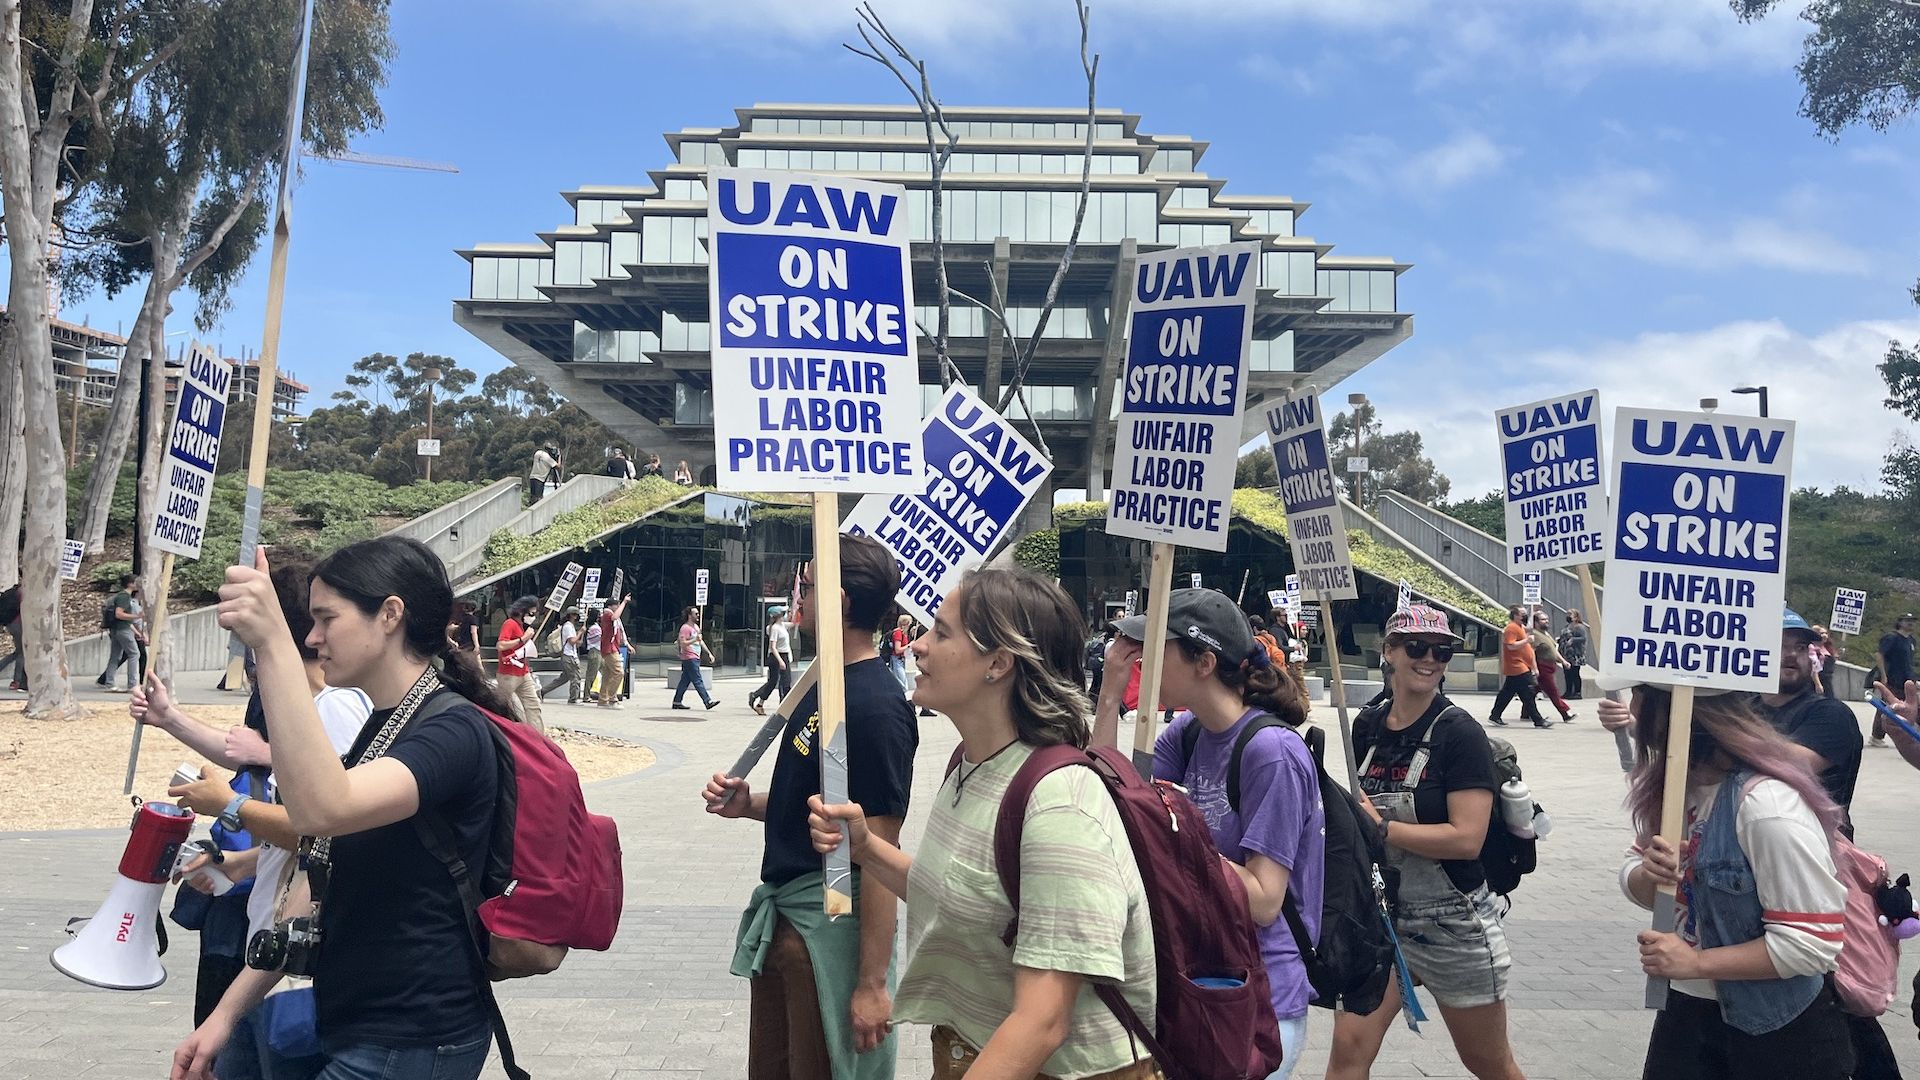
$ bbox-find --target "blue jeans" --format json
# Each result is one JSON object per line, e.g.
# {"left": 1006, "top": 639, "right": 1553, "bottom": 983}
{"left": 1268, "top": 1014, "right": 1308, "bottom": 1080}
{"left": 216, "top": 1005, "right": 326, "bottom": 1080}
{"left": 886, "top": 655, "right": 908, "bottom": 691}
{"left": 315, "top": 1024, "right": 490, "bottom": 1080}
{"left": 673, "top": 657, "right": 712, "bottom": 706}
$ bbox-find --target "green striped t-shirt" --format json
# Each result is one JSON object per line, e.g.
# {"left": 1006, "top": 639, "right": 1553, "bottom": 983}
{"left": 894, "top": 741, "right": 1157, "bottom": 1078}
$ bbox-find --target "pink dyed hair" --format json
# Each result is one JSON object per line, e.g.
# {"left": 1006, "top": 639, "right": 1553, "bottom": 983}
{"left": 1625, "top": 688, "right": 1842, "bottom": 846}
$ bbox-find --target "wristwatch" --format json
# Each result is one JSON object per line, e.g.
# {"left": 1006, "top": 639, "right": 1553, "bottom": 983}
{"left": 218, "top": 793, "right": 253, "bottom": 832}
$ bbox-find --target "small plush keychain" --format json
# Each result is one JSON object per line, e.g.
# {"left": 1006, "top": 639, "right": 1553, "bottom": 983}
{"left": 1876, "top": 873, "right": 1920, "bottom": 940}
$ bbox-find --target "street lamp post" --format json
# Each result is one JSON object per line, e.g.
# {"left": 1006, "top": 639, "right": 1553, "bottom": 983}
{"left": 1347, "top": 391, "right": 1368, "bottom": 506}
{"left": 1732, "top": 385, "right": 1769, "bottom": 418}
{"left": 422, "top": 365, "right": 441, "bottom": 482}
{"left": 1699, "top": 397, "right": 1719, "bottom": 414}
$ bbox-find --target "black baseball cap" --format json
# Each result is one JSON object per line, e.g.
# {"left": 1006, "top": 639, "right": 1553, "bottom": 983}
{"left": 1111, "top": 589, "right": 1254, "bottom": 665}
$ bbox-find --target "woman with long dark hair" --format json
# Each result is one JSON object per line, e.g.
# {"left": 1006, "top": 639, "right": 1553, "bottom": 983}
{"left": 808, "top": 568, "right": 1160, "bottom": 1078}
{"left": 747, "top": 606, "right": 792, "bottom": 716}
{"left": 1619, "top": 687, "right": 1851, "bottom": 1080}
{"left": 172, "top": 538, "right": 511, "bottom": 1080}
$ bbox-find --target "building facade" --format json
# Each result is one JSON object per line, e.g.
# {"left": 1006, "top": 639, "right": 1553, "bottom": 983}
{"left": 455, "top": 103, "right": 1412, "bottom": 495}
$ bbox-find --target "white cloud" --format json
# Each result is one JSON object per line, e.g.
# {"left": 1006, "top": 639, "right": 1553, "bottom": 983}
{"left": 1354, "top": 316, "right": 1920, "bottom": 496}
{"left": 1553, "top": 168, "right": 1875, "bottom": 276}
{"left": 1315, "top": 130, "right": 1511, "bottom": 197}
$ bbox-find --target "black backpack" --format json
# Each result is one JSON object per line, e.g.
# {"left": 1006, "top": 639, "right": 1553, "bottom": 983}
{"left": 0, "top": 586, "right": 19, "bottom": 626}
{"left": 1177, "top": 714, "right": 1398, "bottom": 1015}
{"left": 101, "top": 598, "right": 118, "bottom": 631}
{"left": 1355, "top": 700, "right": 1538, "bottom": 901}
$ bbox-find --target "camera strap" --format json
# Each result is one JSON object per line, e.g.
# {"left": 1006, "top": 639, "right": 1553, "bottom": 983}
{"left": 301, "top": 665, "right": 443, "bottom": 873}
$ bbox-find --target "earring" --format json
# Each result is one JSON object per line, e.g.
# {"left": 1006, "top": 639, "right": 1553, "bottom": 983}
{"left": 985, "top": 673, "right": 996, "bottom": 683}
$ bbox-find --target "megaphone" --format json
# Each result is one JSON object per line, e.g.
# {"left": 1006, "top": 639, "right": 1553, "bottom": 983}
{"left": 52, "top": 800, "right": 194, "bottom": 990}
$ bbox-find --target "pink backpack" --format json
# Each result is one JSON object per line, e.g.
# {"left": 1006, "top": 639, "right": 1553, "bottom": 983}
{"left": 415, "top": 698, "right": 625, "bottom": 1080}
{"left": 1833, "top": 838, "right": 1900, "bottom": 1017}
{"left": 949, "top": 743, "right": 1285, "bottom": 1080}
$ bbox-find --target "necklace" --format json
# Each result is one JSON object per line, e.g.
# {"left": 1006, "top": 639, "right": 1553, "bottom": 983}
{"left": 952, "top": 738, "right": 1021, "bottom": 806}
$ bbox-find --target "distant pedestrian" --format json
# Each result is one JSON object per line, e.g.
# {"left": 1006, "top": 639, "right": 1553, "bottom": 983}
{"left": 581, "top": 607, "right": 604, "bottom": 702}
{"left": 494, "top": 595, "right": 543, "bottom": 732}
{"left": 1085, "top": 629, "right": 1112, "bottom": 698}
{"left": 885, "top": 614, "right": 912, "bottom": 692}
{"left": 748, "top": 607, "right": 792, "bottom": 716}
{"left": 671, "top": 604, "right": 716, "bottom": 710}
{"left": 1872, "top": 613, "right": 1915, "bottom": 747}
{"left": 1811, "top": 624, "right": 1837, "bottom": 699}
{"left": 0, "top": 583, "right": 22, "bottom": 691}
{"left": 97, "top": 572, "right": 145, "bottom": 691}
{"left": 446, "top": 599, "right": 480, "bottom": 655}
{"left": 596, "top": 595, "right": 632, "bottom": 707}
{"left": 640, "top": 453, "right": 663, "bottom": 479}
{"left": 1557, "top": 610, "right": 1589, "bottom": 699}
{"left": 528, "top": 446, "right": 560, "bottom": 503}
{"left": 1488, "top": 605, "right": 1547, "bottom": 728}
{"left": 673, "top": 459, "right": 694, "bottom": 486}
{"left": 1530, "top": 611, "right": 1573, "bottom": 723}
{"left": 604, "top": 448, "right": 636, "bottom": 481}
{"left": 559, "top": 608, "right": 584, "bottom": 704}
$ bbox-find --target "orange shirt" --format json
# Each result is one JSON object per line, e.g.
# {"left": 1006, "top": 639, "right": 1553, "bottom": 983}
{"left": 1501, "top": 621, "right": 1536, "bottom": 677}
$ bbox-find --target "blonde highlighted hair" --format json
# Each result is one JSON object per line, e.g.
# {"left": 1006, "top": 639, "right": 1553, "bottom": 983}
{"left": 951, "top": 568, "right": 1091, "bottom": 749}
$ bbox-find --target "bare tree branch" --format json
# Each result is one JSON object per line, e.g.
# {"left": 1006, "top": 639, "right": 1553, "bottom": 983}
{"left": 913, "top": 318, "right": 971, "bottom": 388}
{"left": 172, "top": 154, "right": 271, "bottom": 282}
{"left": 997, "top": 0, "right": 1097, "bottom": 415}
{"left": 846, "top": 2, "right": 959, "bottom": 387}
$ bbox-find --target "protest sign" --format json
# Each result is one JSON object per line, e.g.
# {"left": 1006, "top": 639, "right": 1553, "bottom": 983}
{"left": 1190, "top": 573, "right": 1203, "bottom": 590}
{"left": 610, "top": 569, "right": 625, "bottom": 602}
{"left": 1266, "top": 390, "right": 1358, "bottom": 600}
{"left": 1831, "top": 588, "right": 1866, "bottom": 637}
{"left": 1125, "top": 590, "right": 1138, "bottom": 617}
{"left": 1397, "top": 580, "right": 1413, "bottom": 613}
{"left": 1522, "top": 573, "right": 1542, "bottom": 607}
{"left": 1300, "top": 606, "right": 1320, "bottom": 630}
{"left": 546, "top": 562, "right": 584, "bottom": 612}
{"left": 695, "top": 568, "right": 710, "bottom": 608}
{"left": 1602, "top": 407, "right": 1794, "bottom": 694}
{"left": 1287, "top": 573, "right": 1301, "bottom": 609}
{"left": 1105, "top": 242, "right": 1258, "bottom": 552}
{"left": 1267, "top": 589, "right": 1287, "bottom": 611}
{"left": 707, "top": 168, "right": 921, "bottom": 494}
{"left": 1498, "top": 390, "right": 1607, "bottom": 573}
{"left": 581, "top": 568, "right": 602, "bottom": 610}
{"left": 60, "top": 539, "right": 85, "bottom": 582}
{"left": 146, "top": 347, "right": 231, "bottom": 560}
{"left": 842, "top": 384, "right": 1052, "bottom": 625}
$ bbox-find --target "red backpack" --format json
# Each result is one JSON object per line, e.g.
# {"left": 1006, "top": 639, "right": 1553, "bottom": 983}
{"left": 948, "top": 743, "right": 1285, "bottom": 1080}
{"left": 415, "top": 697, "right": 625, "bottom": 1080}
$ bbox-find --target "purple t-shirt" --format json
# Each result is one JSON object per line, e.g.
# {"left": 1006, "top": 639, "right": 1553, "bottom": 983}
{"left": 1154, "top": 708, "right": 1325, "bottom": 1019}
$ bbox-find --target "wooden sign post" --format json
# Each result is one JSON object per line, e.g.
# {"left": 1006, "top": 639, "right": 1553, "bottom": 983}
{"left": 1646, "top": 683, "right": 1696, "bottom": 1008}
{"left": 1317, "top": 591, "right": 1360, "bottom": 790}
{"left": 810, "top": 494, "right": 853, "bottom": 916}
{"left": 1129, "top": 544, "right": 1177, "bottom": 775}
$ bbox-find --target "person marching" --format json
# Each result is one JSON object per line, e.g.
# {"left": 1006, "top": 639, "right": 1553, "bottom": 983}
{"left": 172, "top": 538, "right": 512, "bottom": 1080}
{"left": 748, "top": 606, "right": 793, "bottom": 716}
{"left": 1488, "top": 605, "right": 1548, "bottom": 729}
{"left": 886, "top": 614, "right": 913, "bottom": 693}
{"left": 1618, "top": 686, "right": 1851, "bottom": 1080}
{"left": 559, "top": 607, "right": 585, "bottom": 705}
{"left": 1872, "top": 613, "right": 1916, "bottom": 748}
{"left": 598, "top": 594, "right": 632, "bottom": 709}
{"left": 494, "top": 595, "right": 543, "bottom": 732}
{"left": 1329, "top": 604, "right": 1528, "bottom": 1080}
{"left": 1529, "top": 611, "right": 1574, "bottom": 724}
{"left": 580, "top": 606, "right": 604, "bottom": 703}
{"left": 670, "top": 603, "right": 717, "bottom": 711}
{"left": 703, "top": 534, "right": 919, "bottom": 1080}
{"left": 1132, "top": 590, "right": 1325, "bottom": 1077}
{"left": 805, "top": 567, "right": 1159, "bottom": 1078}
{"left": 1557, "top": 610, "right": 1589, "bottom": 700}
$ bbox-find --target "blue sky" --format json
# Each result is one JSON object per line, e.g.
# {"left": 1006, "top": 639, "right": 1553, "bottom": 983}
{"left": 58, "top": 0, "right": 1920, "bottom": 496}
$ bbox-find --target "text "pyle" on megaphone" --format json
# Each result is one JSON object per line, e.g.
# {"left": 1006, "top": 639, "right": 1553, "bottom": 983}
{"left": 51, "top": 800, "right": 193, "bottom": 990}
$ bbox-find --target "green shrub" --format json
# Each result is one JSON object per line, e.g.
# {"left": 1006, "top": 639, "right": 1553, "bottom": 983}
{"left": 1012, "top": 529, "right": 1060, "bottom": 579}
{"left": 91, "top": 561, "right": 132, "bottom": 589}
{"left": 476, "top": 477, "right": 691, "bottom": 577}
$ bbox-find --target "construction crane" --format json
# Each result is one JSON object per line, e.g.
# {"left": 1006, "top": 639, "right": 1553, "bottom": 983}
{"left": 312, "top": 149, "right": 459, "bottom": 173}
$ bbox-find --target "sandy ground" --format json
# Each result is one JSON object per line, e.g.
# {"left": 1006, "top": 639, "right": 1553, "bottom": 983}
{"left": 0, "top": 701, "right": 656, "bottom": 831}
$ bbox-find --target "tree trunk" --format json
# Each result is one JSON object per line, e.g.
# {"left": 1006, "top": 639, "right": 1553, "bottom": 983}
{"left": 73, "top": 281, "right": 162, "bottom": 551}
{"left": 0, "top": 329, "right": 24, "bottom": 588}
{"left": 137, "top": 286, "right": 173, "bottom": 684}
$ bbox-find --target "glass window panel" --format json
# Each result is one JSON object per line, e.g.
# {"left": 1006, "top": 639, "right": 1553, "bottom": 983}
{"left": 1348, "top": 270, "right": 1371, "bottom": 311}
{"left": 1127, "top": 192, "right": 1156, "bottom": 240}
{"left": 1373, "top": 270, "right": 1395, "bottom": 311}
{"left": 1052, "top": 192, "right": 1075, "bottom": 240}
{"left": 992, "top": 122, "right": 1012, "bottom": 137}
{"left": 992, "top": 153, "right": 1013, "bottom": 173}
{"left": 882, "top": 151, "right": 903, "bottom": 171}
{"left": 998, "top": 189, "right": 1023, "bottom": 240}
{"left": 977, "top": 186, "right": 1001, "bottom": 239}
{"left": 642, "top": 218, "right": 668, "bottom": 263}
{"left": 887, "top": 120, "right": 907, "bottom": 136}
{"left": 1042, "top": 154, "right": 1066, "bottom": 174}
{"left": 799, "top": 118, "right": 820, "bottom": 134}
{"left": 536, "top": 258, "right": 552, "bottom": 289}
{"left": 739, "top": 148, "right": 765, "bottom": 166}
{"left": 1013, "top": 122, "right": 1033, "bottom": 138}
{"left": 471, "top": 258, "right": 498, "bottom": 299}
{"left": 1291, "top": 252, "right": 1314, "bottom": 295}
{"left": 908, "top": 189, "right": 930, "bottom": 241}
{"left": 1324, "top": 270, "right": 1348, "bottom": 309}
{"left": 590, "top": 241, "right": 609, "bottom": 279}
{"left": 858, "top": 151, "right": 880, "bottom": 170}
{"left": 553, "top": 242, "right": 578, "bottom": 285}
{"left": 830, "top": 150, "right": 851, "bottom": 169}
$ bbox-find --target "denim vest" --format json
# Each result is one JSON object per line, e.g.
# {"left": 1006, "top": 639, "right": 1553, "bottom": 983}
{"left": 1690, "top": 769, "right": 1824, "bottom": 1035}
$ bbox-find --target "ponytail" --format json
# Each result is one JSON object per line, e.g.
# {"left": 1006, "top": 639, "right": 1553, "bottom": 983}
{"left": 438, "top": 641, "right": 514, "bottom": 718}
{"left": 1177, "top": 638, "right": 1306, "bottom": 727}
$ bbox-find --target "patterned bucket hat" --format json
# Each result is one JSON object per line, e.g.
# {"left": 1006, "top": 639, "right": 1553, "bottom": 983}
{"left": 1382, "top": 603, "right": 1463, "bottom": 645}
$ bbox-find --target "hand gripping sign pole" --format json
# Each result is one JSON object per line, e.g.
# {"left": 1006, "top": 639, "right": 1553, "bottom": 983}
{"left": 1103, "top": 241, "right": 1260, "bottom": 770}
{"left": 708, "top": 167, "right": 923, "bottom": 916}
{"left": 128, "top": 347, "right": 233, "bottom": 793}
{"left": 223, "top": 0, "right": 316, "bottom": 694}
{"left": 1596, "top": 405, "right": 1795, "bottom": 1009}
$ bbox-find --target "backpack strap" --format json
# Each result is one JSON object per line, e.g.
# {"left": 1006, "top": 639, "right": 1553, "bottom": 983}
{"left": 406, "top": 696, "right": 531, "bottom": 1080}
{"left": 985, "top": 744, "right": 1173, "bottom": 1068}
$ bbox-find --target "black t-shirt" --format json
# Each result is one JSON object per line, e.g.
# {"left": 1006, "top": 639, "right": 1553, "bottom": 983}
{"left": 449, "top": 612, "right": 479, "bottom": 650}
{"left": 1353, "top": 695, "right": 1498, "bottom": 895}
{"left": 761, "top": 657, "right": 918, "bottom": 885}
{"left": 1881, "top": 632, "right": 1915, "bottom": 687}
{"left": 316, "top": 690, "right": 498, "bottom": 1045}
{"left": 1766, "top": 688, "right": 1863, "bottom": 814}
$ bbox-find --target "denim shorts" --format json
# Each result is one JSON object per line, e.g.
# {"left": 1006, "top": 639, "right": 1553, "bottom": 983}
{"left": 1394, "top": 886, "right": 1512, "bottom": 1008}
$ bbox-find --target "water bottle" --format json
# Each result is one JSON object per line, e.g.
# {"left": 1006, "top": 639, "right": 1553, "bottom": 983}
{"left": 1530, "top": 806, "right": 1554, "bottom": 839}
{"left": 1499, "top": 779, "right": 1536, "bottom": 839}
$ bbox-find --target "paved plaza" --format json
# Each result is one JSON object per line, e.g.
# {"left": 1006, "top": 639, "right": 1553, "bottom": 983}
{"left": 5, "top": 671, "right": 1920, "bottom": 1079}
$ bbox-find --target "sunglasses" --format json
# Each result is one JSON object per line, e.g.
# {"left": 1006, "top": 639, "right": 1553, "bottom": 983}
{"left": 1399, "top": 641, "right": 1455, "bottom": 663}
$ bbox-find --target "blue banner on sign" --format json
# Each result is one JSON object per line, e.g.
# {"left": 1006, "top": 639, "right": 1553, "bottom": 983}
{"left": 1501, "top": 424, "right": 1600, "bottom": 499}
{"left": 1613, "top": 462, "right": 1786, "bottom": 573}
{"left": 1273, "top": 429, "right": 1338, "bottom": 512}
{"left": 714, "top": 233, "right": 908, "bottom": 356}
{"left": 1121, "top": 306, "right": 1246, "bottom": 418}
{"left": 919, "top": 415, "right": 1027, "bottom": 542}
{"left": 169, "top": 385, "right": 225, "bottom": 473}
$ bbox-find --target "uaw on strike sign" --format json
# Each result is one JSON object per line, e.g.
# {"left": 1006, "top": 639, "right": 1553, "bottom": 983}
{"left": 1105, "top": 242, "right": 1259, "bottom": 552}
{"left": 1602, "top": 408, "right": 1794, "bottom": 693}
{"left": 1266, "top": 389, "right": 1358, "bottom": 600}
{"left": 148, "top": 347, "right": 231, "bottom": 559}
{"left": 708, "top": 168, "right": 921, "bottom": 494}
{"left": 843, "top": 384, "right": 1051, "bottom": 625}
{"left": 1497, "top": 389, "right": 1607, "bottom": 573}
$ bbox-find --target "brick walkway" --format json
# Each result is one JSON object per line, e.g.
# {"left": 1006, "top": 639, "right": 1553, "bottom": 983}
{"left": 5, "top": 674, "right": 1919, "bottom": 1079}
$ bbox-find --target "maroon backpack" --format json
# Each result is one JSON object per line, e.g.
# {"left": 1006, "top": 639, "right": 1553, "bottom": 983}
{"left": 948, "top": 742, "right": 1285, "bottom": 1080}
{"left": 415, "top": 698, "right": 625, "bottom": 1080}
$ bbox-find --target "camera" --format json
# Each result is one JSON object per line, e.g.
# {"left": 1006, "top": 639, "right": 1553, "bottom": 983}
{"left": 247, "top": 915, "right": 321, "bottom": 976}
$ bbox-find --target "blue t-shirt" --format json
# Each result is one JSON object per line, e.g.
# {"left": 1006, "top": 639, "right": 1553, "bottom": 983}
{"left": 1154, "top": 709, "right": 1325, "bottom": 1019}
